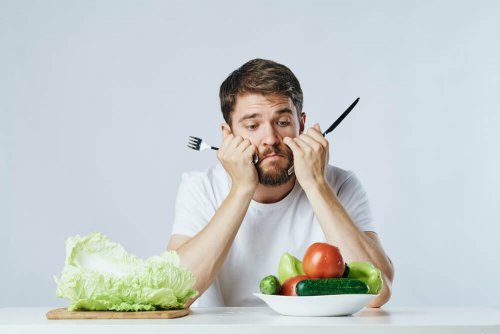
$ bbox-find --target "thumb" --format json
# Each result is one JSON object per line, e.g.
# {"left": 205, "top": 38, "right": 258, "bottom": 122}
{"left": 313, "top": 123, "right": 321, "bottom": 133}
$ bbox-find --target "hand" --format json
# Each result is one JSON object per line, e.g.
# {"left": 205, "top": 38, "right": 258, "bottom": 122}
{"left": 218, "top": 124, "right": 259, "bottom": 191}
{"left": 283, "top": 123, "right": 329, "bottom": 190}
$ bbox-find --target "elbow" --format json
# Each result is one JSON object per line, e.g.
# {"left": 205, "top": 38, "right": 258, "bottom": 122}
{"left": 184, "top": 295, "right": 199, "bottom": 308}
{"left": 367, "top": 282, "right": 392, "bottom": 308}
{"left": 368, "top": 259, "right": 395, "bottom": 308}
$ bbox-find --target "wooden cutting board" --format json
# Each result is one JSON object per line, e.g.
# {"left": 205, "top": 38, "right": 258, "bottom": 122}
{"left": 46, "top": 308, "right": 189, "bottom": 320}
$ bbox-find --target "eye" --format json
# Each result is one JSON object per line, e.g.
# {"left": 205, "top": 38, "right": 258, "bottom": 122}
{"left": 277, "top": 120, "right": 291, "bottom": 127}
{"left": 246, "top": 123, "right": 258, "bottom": 131}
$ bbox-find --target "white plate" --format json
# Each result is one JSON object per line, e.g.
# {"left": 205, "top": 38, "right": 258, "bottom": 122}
{"left": 253, "top": 293, "right": 377, "bottom": 317}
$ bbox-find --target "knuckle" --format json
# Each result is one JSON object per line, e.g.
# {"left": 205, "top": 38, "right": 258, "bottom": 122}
{"left": 312, "top": 142, "right": 322, "bottom": 152}
{"left": 244, "top": 145, "right": 254, "bottom": 154}
{"left": 222, "top": 136, "right": 232, "bottom": 146}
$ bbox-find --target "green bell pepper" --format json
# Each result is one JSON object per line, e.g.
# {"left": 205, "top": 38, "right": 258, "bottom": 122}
{"left": 347, "top": 262, "right": 383, "bottom": 294}
{"left": 277, "top": 252, "right": 305, "bottom": 285}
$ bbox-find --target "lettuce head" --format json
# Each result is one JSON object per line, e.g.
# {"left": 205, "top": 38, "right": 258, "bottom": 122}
{"left": 55, "top": 232, "right": 198, "bottom": 311}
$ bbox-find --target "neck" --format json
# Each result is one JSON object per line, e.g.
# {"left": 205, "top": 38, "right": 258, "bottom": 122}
{"left": 252, "top": 176, "right": 297, "bottom": 204}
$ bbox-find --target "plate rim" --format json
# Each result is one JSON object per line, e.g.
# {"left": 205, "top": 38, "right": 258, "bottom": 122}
{"left": 253, "top": 292, "right": 379, "bottom": 299}
{"left": 253, "top": 292, "right": 378, "bottom": 317}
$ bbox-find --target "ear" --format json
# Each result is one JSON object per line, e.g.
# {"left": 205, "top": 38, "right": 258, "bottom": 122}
{"left": 299, "top": 112, "right": 306, "bottom": 134}
{"left": 221, "top": 123, "right": 233, "bottom": 139}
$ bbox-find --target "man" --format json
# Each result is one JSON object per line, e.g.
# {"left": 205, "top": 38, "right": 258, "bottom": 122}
{"left": 168, "top": 59, "right": 394, "bottom": 307}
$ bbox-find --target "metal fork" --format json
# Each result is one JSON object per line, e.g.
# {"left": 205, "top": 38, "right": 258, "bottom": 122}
{"left": 187, "top": 136, "right": 260, "bottom": 164}
{"left": 187, "top": 136, "right": 219, "bottom": 152}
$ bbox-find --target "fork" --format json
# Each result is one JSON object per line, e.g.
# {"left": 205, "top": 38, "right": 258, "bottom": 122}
{"left": 187, "top": 136, "right": 219, "bottom": 152}
{"left": 187, "top": 136, "right": 259, "bottom": 164}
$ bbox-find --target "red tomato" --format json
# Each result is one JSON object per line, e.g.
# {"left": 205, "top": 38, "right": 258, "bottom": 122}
{"left": 281, "top": 275, "right": 309, "bottom": 296}
{"left": 302, "top": 242, "right": 345, "bottom": 278}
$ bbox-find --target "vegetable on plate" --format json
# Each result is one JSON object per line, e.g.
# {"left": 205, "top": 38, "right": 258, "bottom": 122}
{"left": 302, "top": 242, "right": 345, "bottom": 279}
{"left": 346, "top": 261, "right": 383, "bottom": 294}
{"left": 259, "top": 275, "right": 281, "bottom": 295}
{"left": 296, "top": 278, "right": 369, "bottom": 296}
{"left": 277, "top": 252, "right": 305, "bottom": 285}
{"left": 281, "top": 275, "right": 309, "bottom": 296}
{"left": 257, "top": 242, "right": 383, "bottom": 298}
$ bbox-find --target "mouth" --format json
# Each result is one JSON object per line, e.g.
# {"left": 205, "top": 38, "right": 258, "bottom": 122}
{"left": 261, "top": 154, "right": 284, "bottom": 162}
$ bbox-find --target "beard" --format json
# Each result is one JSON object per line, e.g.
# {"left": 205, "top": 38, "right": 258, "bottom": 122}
{"left": 257, "top": 145, "right": 294, "bottom": 186}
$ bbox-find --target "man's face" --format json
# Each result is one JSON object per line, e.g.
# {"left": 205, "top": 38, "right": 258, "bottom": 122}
{"left": 229, "top": 93, "right": 305, "bottom": 186}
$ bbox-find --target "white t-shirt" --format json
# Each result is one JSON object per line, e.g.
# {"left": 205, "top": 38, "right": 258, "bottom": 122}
{"left": 171, "top": 163, "right": 376, "bottom": 307}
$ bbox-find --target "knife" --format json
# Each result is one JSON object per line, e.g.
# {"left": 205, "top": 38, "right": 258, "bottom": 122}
{"left": 322, "top": 97, "right": 360, "bottom": 136}
{"left": 287, "top": 97, "right": 360, "bottom": 175}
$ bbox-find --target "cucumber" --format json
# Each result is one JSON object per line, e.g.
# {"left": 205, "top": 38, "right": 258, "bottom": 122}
{"left": 259, "top": 275, "right": 281, "bottom": 295}
{"left": 295, "top": 278, "right": 369, "bottom": 296}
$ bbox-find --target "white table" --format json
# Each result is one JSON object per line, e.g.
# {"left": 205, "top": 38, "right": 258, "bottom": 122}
{"left": 1, "top": 306, "right": 499, "bottom": 334}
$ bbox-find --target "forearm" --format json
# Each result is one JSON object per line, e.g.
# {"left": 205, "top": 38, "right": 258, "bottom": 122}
{"left": 304, "top": 181, "right": 394, "bottom": 306}
{"left": 306, "top": 182, "right": 381, "bottom": 261}
{"left": 175, "top": 186, "right": 254, "bottom": 301}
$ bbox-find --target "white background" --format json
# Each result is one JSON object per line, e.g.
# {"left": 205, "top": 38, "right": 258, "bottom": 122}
{"left": 1, "top": 0, "right": 499, "bottom": 308}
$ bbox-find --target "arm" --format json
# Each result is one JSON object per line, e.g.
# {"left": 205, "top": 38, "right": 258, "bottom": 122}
{"left": 167, "top": 126, "right": 258, "bottom": 306}
{"left": 302, "top": 181, "right": 394, "bottom": 307}
{"left": 168, "top": 185, "right": 254, "bottom": 307}
{"left": 284, "top": 124, "right": 394, "bottom": 308}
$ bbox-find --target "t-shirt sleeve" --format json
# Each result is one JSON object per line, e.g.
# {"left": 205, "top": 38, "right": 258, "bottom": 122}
{"left": 171, "top": 172, "right": 217, "bottom": 238}
{"left": 336, "top": 172, "right": 377, "bottom": 233}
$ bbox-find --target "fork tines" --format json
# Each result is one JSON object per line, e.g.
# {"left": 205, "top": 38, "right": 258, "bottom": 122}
{"left": 187, "top": 136, "right": 202, "bottom": 150}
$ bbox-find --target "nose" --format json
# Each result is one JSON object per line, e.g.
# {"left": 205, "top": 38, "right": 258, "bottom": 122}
{"left": 261, "top": 123, "right": 280, "bottom": 146}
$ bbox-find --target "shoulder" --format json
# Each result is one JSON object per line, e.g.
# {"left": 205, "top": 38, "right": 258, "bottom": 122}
{"left": 178, "top": 163, "right": 229, "bottom": 198}
{"left": 180, "top": 163, "right": 226, "bottom": 185}
{"left": 172, "top": 165, "right": 228, "bottom": 237}
{"left": 326, "top": 165, "right": 375, "bottom": 231}
{"left": 325, "top": 165, "right": 356, "bottom": 194}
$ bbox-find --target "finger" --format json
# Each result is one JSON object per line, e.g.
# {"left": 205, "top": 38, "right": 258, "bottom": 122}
{"left": 306, "top": 126, "right": 328, "bottom": 147}
{"left": 220, "top": 133, "right": 234, "bottom": 151}
{"left": 220, "top": 124, "right": 234, "bottom": 151}
{"left": 300, "top": 133, "right": 323, "bottom": 153}
{"left": 294, "top": 136, "right": 314, "bottom": 153}
{"left": 242, "top": 144, "right": 257, "bottom": 162}
{"left": 283, "top": 137, "right": 303, "bottom": 157}
{"left": 313, "top": 123, "right": 322, "bottom": 133}
{"left": 240, "top": 139, "right": 259, "bottom": 164}
{"left": 228, "top": 135, "right": 244, "bottom": 150}
{"left": 300, "top": 133, "right": 328, "bottom": 152}
{"left": 306, "top": 124, "right": 322, "bottom": 136}
{"left": 237, "top": 138, "right": 252, "bottom": 152}
{"left": 220, "top": 136, "right": 243, "bottom": 162}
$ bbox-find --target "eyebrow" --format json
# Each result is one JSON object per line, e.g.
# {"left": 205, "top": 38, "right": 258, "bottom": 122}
{"left": 237, "top": 108, "right": 294, "bottom": 123}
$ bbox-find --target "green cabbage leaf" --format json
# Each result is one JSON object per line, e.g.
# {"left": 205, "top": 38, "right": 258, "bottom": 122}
{"left": 55, "top": 232, "right": 197, "bottom": 311}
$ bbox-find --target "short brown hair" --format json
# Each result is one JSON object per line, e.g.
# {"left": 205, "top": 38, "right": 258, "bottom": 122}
{"left": 219, "top": 59, "right": 303, "bottom": 125}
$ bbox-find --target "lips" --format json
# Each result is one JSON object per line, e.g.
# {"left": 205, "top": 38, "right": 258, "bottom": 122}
{"left": 261, "top": 154, "right": 283, "bottom": 161}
